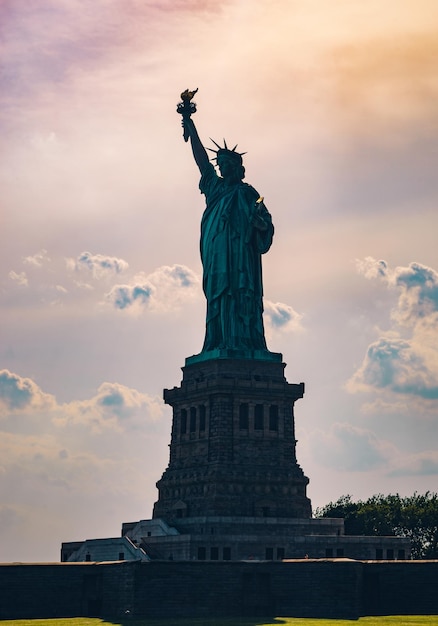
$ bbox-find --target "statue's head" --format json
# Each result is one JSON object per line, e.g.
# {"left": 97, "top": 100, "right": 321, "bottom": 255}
{"left": 209, "top": 140, "right": 246, "bottom": 181}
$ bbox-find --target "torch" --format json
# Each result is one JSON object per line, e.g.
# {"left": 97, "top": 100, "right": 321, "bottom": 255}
{"left": 177, "top": 88, "right": 198, "bottom": 142}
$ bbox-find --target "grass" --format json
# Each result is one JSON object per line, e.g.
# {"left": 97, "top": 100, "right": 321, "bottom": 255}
{"left": 0, "top": 617, "right": 437, "bottom": 626}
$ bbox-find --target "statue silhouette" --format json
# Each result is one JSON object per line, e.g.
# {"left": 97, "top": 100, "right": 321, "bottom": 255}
{"left": 179, "top": 94, "right": 274, "bottom": 354}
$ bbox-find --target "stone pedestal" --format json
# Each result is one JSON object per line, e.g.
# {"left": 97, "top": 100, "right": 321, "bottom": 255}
{"left": 63, "top": 353, "right": 412, "bottom": 564}
{"left": 153, "top": 355, "right": 311, "bottom": 522}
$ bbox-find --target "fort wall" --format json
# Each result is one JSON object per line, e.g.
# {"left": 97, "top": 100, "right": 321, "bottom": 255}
{"left": 0, "top": 559, "right": 437, "bottom": 620}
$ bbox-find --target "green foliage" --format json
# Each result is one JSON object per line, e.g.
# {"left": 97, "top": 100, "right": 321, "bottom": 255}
{"left": 315, "top": 491, "right": 438, "bottom": 559}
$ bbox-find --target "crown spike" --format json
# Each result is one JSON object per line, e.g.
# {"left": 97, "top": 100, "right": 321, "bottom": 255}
{"left": 209, "top": 138, "right": 222, "bottom": 150}
{"left": 207, "top": 138, "right": 247, "bottom": 163}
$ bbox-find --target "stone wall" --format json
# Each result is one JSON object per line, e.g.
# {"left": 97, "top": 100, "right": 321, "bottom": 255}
{"left": 362, "top": 561, "right": 438, "bottom": 616}
{"left": 0, "top": 562, "right": 100, "bottom": 618}
{"left": 0, "top": 559, "right": 437, "bottom": 620}
{"left": 133, "top": 560, "right": 362, "bottom": 619}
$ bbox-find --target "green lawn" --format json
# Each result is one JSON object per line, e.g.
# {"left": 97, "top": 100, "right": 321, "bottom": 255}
{"left": 0, "top": 617, "right": 437, "bottom": 626}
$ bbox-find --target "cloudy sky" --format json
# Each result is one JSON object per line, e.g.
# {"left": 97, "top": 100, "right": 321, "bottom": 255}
{"left": 1, "top": 0, "right": 437, "bottom": 562}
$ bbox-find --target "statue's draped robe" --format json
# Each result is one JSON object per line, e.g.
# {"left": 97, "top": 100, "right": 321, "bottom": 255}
{"left": 199, "top": 163, "right": 274, "bottom": 351}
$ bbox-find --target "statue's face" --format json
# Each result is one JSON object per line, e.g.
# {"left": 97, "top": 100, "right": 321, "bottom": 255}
{"left": 217, "top": 156, "right": 242, "bottom": 181}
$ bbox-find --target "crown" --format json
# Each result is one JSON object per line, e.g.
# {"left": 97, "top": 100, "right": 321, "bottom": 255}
{"left": 207, "top": 138, "right": 247, "bottom": 163}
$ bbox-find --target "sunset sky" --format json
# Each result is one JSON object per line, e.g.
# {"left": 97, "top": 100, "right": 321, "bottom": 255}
{"left": 1, "top": 0, "right": 437, "bottom": 562}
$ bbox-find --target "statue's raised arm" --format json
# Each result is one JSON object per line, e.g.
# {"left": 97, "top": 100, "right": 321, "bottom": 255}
{"left": 177, "top": 89, "right": 274, "bottom": 358}
{"left": 177, "top": 89, "right": 209, "bottom": 174}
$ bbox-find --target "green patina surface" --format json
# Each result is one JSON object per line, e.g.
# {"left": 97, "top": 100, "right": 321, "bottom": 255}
{"left": 180, "top": 95, "right": 274, "bottom": 358}
{"left": 198, "top": 161, "right": 273, "bottom": 354}
{"left": 185, "top": 348, "right": 282, "bottom": 365}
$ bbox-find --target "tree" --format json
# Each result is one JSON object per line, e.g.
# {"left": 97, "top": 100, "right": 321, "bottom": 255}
{"left": 315, "top": 492, "right": 438, "bottom": 559}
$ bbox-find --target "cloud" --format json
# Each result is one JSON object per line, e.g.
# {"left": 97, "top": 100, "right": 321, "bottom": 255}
{"left": 57, "top": 381, "right": 163, "bottom": 433}
{"left": 23, "top": 249, "right": 50, "bottom": 268}
{"left": 310, "top": 422, "right": 391, "bottom": 472}
{"left": 8, "top": 271, "right": 28, "bottom": 286}
{"left": 146, "top": 264, "right": 199, "bottom": 290}
{"left": 107, "top": 282, "right": 154, "bottom": 310}
{"left": 4, "top": 250, "right": 200, "bottom": 319}
{"left": 392, "top": 262, "right": 438, "bottom": 327}
{"left": 264, "top": 300, "right": 304, "bottom": 333}
{"left": 0, "top": 369, "right": 163, "bottom": 434}
{"left": 0, "top": 430, "right": 125, "bottom": 502}
{"left": 5, "top": 250, "right": 73, "bottom": 305}
{"left": 0, "top": 374, "right": 164, "bottom": 466}
{"left": 356, "top": 257, "right": 388, "bottom": 280}
{"left": 108, "top": 284, "right": 150, "bottom": 309}
{"left": 95, "top": 381, "right": 162, "bottom": 422}
{"left": 347, "top": 336, "right": 438, "bottom": 399}
{"left": 310, "top": 423, "right": 438, "bottom": 478}
{"left": 0, "top": 371, "right": 167, "bottom": 562}
{"left": 349, "top": 259, "right": 438, "bottom": 400}
{"left": 0, "top": 370, "right": 55, "bottom": 414}
{"left": 356, "top": 257, "right": 438, "bottom": 326}
{"left": 68, "top": 251, "right": 129, "bottom": 279}
{"left": 359, "top": 397, "right": 414, "bottom": 416}
{"left": 388, "top": 451, "right": 438, "bottom": 477}
{"left": 106, "top": 264, "right": 200, "bottom": 313}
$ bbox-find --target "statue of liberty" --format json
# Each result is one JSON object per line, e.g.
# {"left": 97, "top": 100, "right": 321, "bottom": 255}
{"left": 178, "top": 90, "right": 274, "bottom": 355}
